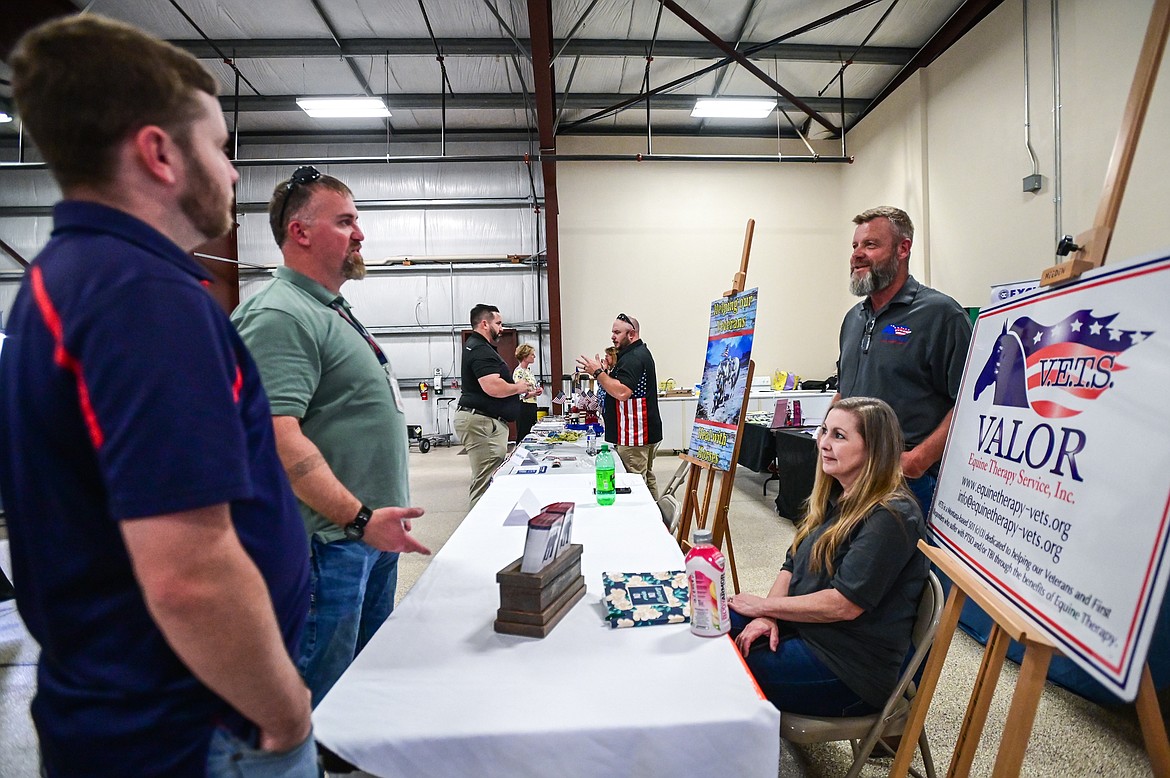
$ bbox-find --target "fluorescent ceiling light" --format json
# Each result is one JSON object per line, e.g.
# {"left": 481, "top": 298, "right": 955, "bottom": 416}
{"left": 690, "top": 98, "right": 776, "bottom": 119}
{"left": 296, "top": 97, "right": 391, "bottom": 119}
{"left": 0, "top": 112, "right": 12, "bottom": 124}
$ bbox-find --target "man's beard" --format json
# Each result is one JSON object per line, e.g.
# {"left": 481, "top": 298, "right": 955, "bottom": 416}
{"left": 849, "top": 257, "right": 898, "bottom": 297}
{"left": 178, "top": 146, "right": 233, "bottom": 242}
{"left": 342, "top": 249, "right": 366, "bottom": 280}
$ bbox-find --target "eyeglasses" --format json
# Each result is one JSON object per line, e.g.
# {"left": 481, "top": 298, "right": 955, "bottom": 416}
{"left": 276, "top": 165, "right": 322, "bottom": 230}
{"left": 861, "top": 317, "right": 876, "bottom": 354}
{"left": 616, "top": 313, "right": 632, "bottom": 325}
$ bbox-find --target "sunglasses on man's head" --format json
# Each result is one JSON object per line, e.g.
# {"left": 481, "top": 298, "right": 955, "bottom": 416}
{"left": 617, "top": 313, "right": 632, "bottom": 325}
{"left": 276, "top": 165, "right": 322, "bottom": 229}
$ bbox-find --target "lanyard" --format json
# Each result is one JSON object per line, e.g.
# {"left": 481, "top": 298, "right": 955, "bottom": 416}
{"left": 329, "top": 300, "right": 387, "bottom": 366}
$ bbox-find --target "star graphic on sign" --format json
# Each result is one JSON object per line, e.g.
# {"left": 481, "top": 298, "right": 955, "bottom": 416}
{"left": 1090, "top": 321, "right": 1103, "bottom": 335}
{"left": 1070, "top": 319, "right": 1083, "bottom": 332}
{"left": 1108, "top": 328, "right": 1123, "bottom": 341}
{"left": 1032, "top": 330, "right": 1043, "bottom": 345}
{"left": 1131, "top": 331, "right": 1149, "bottom": 343}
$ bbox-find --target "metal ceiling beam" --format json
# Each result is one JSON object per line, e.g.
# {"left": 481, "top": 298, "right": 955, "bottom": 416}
{"left": 703, "top": 0, "right": 767, "bottom": 138}
{"left": 0, "top": 198, "right": 544, "bottom": 219}
{"left": 562, "top": 0, "right": 887, "bottom": 133}
{"left": 0, "top": 235, "right": 30, "bottom": 268}
{"left": 222, "top": 93, "right": 865, "bottom": 113}
{"left": 0, "top": 123, "right": 829, "bottom": 149}
{"left": 0, "top": 152, "right": 854, "bottom": 180}
{"left": 655, "top": 0, "right": 837, "bottom": 134}
{"left": 169, "top": 37, "right": 914, "bottom": 65}
{"left": 526, "top": 0, "right": 564, "bottom": 385}
{"left": 306, "top": 0, "right": 380, "bottom": 101}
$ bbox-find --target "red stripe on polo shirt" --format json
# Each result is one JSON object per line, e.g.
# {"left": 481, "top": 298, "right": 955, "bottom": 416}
{"left": 30, "top": 266, "right": 106, "bottom": 449}
{"left": 232, "top": 364, "right": 244, "bottom": 403}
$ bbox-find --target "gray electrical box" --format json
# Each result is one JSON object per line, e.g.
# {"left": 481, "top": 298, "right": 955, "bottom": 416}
{"left": 1022, "top": 174, "right": 1043, "bottom": 193}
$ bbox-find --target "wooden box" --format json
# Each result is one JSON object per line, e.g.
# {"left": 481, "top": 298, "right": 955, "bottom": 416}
{"left": 494, "top": 543, "right": 585, "bottom": 638}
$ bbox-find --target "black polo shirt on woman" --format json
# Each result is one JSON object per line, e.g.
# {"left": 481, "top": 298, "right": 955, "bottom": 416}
{"left": 458, "top": 331, "right": 521, "bottom": 421}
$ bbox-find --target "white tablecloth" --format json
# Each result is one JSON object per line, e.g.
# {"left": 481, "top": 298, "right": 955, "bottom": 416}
{"left": 313, "top": 473, "right": 780, "bottom": 777}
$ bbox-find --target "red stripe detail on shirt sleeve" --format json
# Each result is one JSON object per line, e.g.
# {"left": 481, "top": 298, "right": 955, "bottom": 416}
{"left": 30, "top": 266, "right": 106, "bottom": 450}
{"left": 232, "top": 364, "right": 244, "bottom": 403}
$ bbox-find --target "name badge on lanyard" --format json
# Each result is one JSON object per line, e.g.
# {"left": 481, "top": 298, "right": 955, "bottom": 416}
{"left": 385, "top": 364, "right": 405, "bottom": 413}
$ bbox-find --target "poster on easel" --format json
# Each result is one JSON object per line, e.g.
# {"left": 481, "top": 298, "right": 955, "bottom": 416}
{"left": 931, "top": 250, "right": 1170, "bottom": 701}
{"left": 688, "top": 288, "right": 757, "bottom": 471}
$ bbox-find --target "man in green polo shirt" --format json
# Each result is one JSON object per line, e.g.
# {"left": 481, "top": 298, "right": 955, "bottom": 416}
{"left": 232, "top": 168, "right": 431, "bottom": 707}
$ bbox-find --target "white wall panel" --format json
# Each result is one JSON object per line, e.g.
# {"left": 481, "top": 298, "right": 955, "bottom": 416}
{"left": 0, "top": 216, "right": 52, "bottom": 268}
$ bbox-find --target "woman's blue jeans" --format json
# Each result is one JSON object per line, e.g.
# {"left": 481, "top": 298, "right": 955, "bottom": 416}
{"left": 730, "top": 611, "right": 878, "bottom": 717}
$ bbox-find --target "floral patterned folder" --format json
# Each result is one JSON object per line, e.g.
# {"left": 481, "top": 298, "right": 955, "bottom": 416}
{"left": 602, "top": 571, "right": 690, "bottom": 629}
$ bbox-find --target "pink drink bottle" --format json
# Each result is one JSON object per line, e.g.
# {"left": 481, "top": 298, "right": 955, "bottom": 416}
{"left": 686, "top": 528, "right": 730, "bottom": 636}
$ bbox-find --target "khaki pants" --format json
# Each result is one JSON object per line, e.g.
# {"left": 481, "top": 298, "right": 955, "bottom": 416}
{"left": 616, "top": 443, "right": 659, "bottom": 500}
{"left": 454, "top": 410, "right": 509, "bottom": 508}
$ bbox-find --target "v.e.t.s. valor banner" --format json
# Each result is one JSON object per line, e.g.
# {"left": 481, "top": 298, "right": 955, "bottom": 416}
{"left": 931, "top": 251, "right": 1170, "bottom": 701}
{"left": 688, "top": 289, "right": 757, "bottom": 471}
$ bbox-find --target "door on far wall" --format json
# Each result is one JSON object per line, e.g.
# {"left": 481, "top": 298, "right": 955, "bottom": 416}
{"left": 462, "top": 328, "right": 521, "bottom": 441}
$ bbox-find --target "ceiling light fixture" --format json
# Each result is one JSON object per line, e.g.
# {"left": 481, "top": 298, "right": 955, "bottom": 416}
{"left": 296, "top": 97, "right": 391, "bottom": 119}
{"left": 690, "top": 98, "right": 776, "bottom": 119}
{"left": 0, "top": 112, "right": 12, "bottom": 124}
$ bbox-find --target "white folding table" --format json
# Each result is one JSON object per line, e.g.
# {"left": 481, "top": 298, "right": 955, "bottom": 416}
{"left": 313, "top": 472, "right": 780, "bottom": 777}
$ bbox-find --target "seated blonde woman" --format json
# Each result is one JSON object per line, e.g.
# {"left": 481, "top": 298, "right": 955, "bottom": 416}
{"left": 728, "top": 396, "right": 927, "bottom": 716}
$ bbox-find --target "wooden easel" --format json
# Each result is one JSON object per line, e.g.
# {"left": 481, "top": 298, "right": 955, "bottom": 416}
{"left": 890, "top": 542, "right": 1170, "bottom": 778}
{"left": 892, "top": 6, "right": 1170, "bottom": 774}
{"left": 674, "top": 219, "right": 755, "bottom": 593}
{"left": 1040, "top": 0, "right": 1170, "bottom": 288}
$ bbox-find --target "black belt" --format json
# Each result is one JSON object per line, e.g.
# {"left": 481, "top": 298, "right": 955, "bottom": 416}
{"left": 458, "top": 406, "right": 508, "bottom": 423}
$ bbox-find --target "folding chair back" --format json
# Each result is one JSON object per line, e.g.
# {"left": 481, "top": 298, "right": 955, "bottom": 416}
{"left": 656, "top": 460, "right": 688, "bottom": 533}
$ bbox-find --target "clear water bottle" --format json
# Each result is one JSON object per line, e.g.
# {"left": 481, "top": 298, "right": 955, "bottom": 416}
{"left": 595, "top": 444, "right": 616, "bottom": 506}
{"left": 686, "top": 528, "right": 729, "bottom": 636}
{"left": 586, "top": 431, "right": 596, "bottom": 455}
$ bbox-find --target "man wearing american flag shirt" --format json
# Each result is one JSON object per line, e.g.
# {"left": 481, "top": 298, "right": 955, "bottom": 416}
{"left": 577, "top": 314, "right": 663, "bottom": 498}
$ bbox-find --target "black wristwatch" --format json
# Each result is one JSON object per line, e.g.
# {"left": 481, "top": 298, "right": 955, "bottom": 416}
{"left": 344, "top": 504, "right": 373, "bottom": 541}
{"left": 592, "top": 368, "right": 604, "bottom": 379}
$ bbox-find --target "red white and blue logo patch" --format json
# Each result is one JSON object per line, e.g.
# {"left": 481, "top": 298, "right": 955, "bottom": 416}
{"left": 880, "top": 323, "right": 912, "bottom": 344}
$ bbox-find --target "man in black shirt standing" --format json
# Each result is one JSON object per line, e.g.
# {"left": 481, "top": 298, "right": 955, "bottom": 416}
{"left": 455, "top": 304, "right": 537, "bottom": 507}
{"left": 836, "top": 206, "right": 971, "bottom": 516}
{"left": 577, "top": 314, "right": 662, "bottom": 498}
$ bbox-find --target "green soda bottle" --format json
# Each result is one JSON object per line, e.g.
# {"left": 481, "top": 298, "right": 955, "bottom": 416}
{"left": 595, "top": 444, "right": 616, "bottom": 506}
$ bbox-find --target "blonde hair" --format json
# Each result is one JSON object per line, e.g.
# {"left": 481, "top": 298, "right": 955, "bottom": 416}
{"left": 792, "top": 397, "right": 914, "bottom": 575}
{"left": 515, "top": 343, "right": 535, "bottom": 361}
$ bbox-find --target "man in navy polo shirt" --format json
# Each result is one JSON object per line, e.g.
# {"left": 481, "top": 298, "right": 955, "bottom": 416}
{"left": 835, "top": 206, "right": 972, "bottom": 515}
{"left": 0, "top": 16, "right": 315, "bottom": 777}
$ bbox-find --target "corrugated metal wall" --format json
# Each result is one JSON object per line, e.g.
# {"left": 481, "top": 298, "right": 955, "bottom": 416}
{"left": 0, "top": 140, "right": 551, "bottom": 434}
